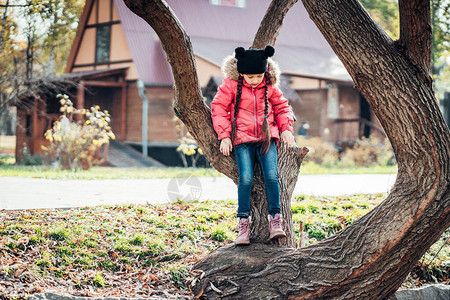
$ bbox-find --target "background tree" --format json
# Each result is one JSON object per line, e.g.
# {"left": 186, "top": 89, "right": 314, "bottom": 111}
{"left": 0, "top": 0, "right": 84, "bottom": 116}
{"left": 123, "top": 0, "right": 449, "bottom": 298}
{"left": 0, "top": 0, "right": 11, "bottom": 55}
{"left": 360, "top": 0, "right": 400, "bottom": 38}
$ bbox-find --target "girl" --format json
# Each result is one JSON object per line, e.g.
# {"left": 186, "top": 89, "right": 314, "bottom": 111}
{"left": 211, "top": 45, "right": 295, "bottom": 245}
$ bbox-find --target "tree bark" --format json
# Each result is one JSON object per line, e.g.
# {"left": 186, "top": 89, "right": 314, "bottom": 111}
{"left": 399, "top": 0, "right": 432, "bottom": 75}
{"left": 249, "top": 0, "right": 303, "bottom": 247}
{"left": 123, "top": 0, "right": 307, "bottom": 247}
{"left": 123, "top": 0, "right": 450, "bottom": 299}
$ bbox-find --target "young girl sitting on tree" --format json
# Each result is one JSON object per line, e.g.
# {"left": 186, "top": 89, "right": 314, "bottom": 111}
{"left": 211, "top": 45, "right": 295, "bottom": 245}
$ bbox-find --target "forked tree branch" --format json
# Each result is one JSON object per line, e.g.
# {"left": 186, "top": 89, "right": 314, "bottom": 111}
{"left": 122, "top": 0, "right": 240, "bottom": 179}
{"left": 252, "top": 0, "right": 298, "bottom": 49}
{"left": 121, "top": 0, "right": 200, "bottom": 112}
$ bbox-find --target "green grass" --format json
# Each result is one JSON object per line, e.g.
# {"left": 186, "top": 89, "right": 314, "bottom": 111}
{"left": 300, "top": 161, "right": 398, "bottom": 174}
{"left": 0, "top": 160, "right": 397, "bottom": 179}
{"left": 0, "top": 164, "right": 223, "bottom": 179}
{"left": 0, "top": 196, "right": 447, "bottom": 298}
{"left": 292, "top": 194, "right": 388, "bottom": 242}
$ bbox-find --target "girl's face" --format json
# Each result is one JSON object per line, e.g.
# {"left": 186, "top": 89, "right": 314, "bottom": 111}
{"left": 241, "top": 73, "right": 265, "bottom": 88}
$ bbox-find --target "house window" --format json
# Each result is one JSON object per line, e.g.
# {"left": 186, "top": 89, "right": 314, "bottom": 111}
{"left": 26, "top": 114, "right": 32, "bottom": 137}
{"left": 96, "top": 25, "right": 111, "bottom": 63}
{"left": 210, "top": 0, "right": 246, "bottom": 8}
{"left": 327, "top": 83, "right": 339, "bottom": 119}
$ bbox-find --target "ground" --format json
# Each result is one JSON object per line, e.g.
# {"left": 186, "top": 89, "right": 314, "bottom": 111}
{"left": 1, "top": 195, "right": 448, "bottom": 299}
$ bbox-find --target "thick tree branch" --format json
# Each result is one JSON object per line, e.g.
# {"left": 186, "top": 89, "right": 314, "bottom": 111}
{"left": 399, "top": 0, "right": 432, "bottom": 74}
{"left": 122, "top": 0, "right": 198, "bottom": 112}
{"left": 122, "top": 0, "right": 237, "bottom": 179}
{"left": 252, "top": 0, "right": 298, "bottom": 49}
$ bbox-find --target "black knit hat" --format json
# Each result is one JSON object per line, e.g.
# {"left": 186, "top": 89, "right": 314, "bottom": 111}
{"left": 235, "top": 45, "right": 275, "bottom": 74}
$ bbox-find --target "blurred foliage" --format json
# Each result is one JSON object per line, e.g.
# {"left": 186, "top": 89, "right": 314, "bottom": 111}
{"left": 0, "top": 154, "right": 15, "bottom": 165}
{"left": 296, "top": 136, "right": 338, "bottom": 167}
{"left": 0, "top": 0, "right": 85, "bottom": 74}
{"left": 0, "top": 0, "right": 85, "bottom": 115}
{"left": 337, "top": 137, "right": 396, "bottom": 168}
{"left": 359, "top": 0, "right": 400, "bottom": 39}
{"left": 174, "top": 116, "right": 205, "bottom": 168}
{"left": 18, "top": 144, "right": 43, "bottom": 166}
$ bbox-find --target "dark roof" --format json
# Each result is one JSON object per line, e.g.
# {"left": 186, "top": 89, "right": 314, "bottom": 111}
{"left": 115, "top": 0, "right": 351, "bottom": 84}
{"left": 280, "top": 75, "right": 302, "bottom": 102}
{"left": 115, "top": 0, "right": 173, "bottom": 85}
{"left": 203, "top": 75, "right": 225, "bottom": 98}
{"left": 191, "top": 37, "right": 350, "bottom": 82}
{"left": 60, "top": 67, "right": 128, "bottom": 80}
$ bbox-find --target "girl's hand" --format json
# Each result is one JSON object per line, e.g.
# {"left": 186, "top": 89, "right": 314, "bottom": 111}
{"left": 220, "top": 138, "right": 233, "bottom": 156}
{"left": 281, "top": 130, "right": 295, "bottom": 147}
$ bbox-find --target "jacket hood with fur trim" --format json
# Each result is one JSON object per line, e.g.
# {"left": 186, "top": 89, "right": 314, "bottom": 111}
{"left": 221, "top": 55, "right": 281, "bottom": 86}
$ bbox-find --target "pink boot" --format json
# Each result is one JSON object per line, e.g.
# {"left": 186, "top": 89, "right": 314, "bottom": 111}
{"left": 268, "top": 214, "right": 286, "bottom": 240}
{"left": 235, "top": 217, "right": 251, "bottom": 245}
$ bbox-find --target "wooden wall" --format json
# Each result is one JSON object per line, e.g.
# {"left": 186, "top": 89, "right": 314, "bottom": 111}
{"left": 15, "top": 107, "right": 30, "bottom": 161}
{"left": 293, "top": 85, "right": 375, "bottom": 142}
{"left": 294, "top": 89, "right": 327, "bottom": 138}
{"left": 125, "top": 83, "right": 177, "bottom": 143}
{"left": 15, "top": 99, "right": 54, "bottom": 160}
{"left": 125, "top": 82, "right": 142, "bottom": 142}
{"left": 335, "top": 85, "right": 360, "bottom": 142}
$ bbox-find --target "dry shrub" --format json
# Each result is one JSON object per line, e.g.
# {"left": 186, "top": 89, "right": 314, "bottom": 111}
{"left": 44, "top": 95, "right": 115, "bottom": 170}
{"left": 296, "top": 136, "right": 338, "bottom": 167}
{"left": 337, "top": 137, "right": 395, "bottom": 168}
{"left": 296, "top": 136, "right": 395, "bottom": 168}
{"left": 174, "top": 116, "right": 204, "bottom": 168}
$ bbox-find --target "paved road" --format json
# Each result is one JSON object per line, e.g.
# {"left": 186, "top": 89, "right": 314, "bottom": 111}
{"left": 0, "top": 174, "right": 397, "bottom": 210}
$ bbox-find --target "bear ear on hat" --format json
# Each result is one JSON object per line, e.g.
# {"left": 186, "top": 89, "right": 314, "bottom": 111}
{"left": 235, "top": 47, "right": 246, "bottom": 58}
{"left": 263, "top": 45, "right": 275, "bottom": 58}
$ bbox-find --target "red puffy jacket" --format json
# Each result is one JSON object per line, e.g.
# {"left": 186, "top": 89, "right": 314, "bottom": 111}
{"left": 211, "top": 56, "right": 294, "bottom": 146}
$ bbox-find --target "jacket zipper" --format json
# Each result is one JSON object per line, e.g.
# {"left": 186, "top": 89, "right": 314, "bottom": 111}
{"left": 252, "top": 88, "right": 258, "bottom": 137}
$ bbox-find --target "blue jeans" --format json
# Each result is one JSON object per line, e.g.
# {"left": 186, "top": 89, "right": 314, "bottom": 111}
{"left": 234, "top": 141, "right": 280, "bottom": 218}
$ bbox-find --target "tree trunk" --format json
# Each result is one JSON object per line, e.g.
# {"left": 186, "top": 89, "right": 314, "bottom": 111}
{"left": 192, "top": 1, "right": 450, "bottom": 299}
{"left": 249, "top": 0, "right": 304, "bottom": 247}
{"left": 123, "top": 0, "right": 450, "bottom": 299}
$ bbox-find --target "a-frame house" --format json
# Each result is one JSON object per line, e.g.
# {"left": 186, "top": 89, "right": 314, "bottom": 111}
{"left": 15, "top": 0, "right": 384, "bottom": 166}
